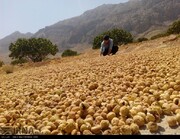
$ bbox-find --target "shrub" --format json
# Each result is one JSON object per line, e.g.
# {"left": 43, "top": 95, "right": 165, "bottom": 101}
{"left": 92, "top": 28, "right": 133, "bottom": 49}
{"left": 61, "top": 49, "right": 78, "bottom": 57}
{"left": 0, "top": 60, "right": 4, "bottom": 67}
{"left": 167, "top": 20, "right": 180, "bottom": 35}
{"left": 151, "top": 33, "right": 168, "bottom": 40}
{"left": 2, "top": 65, "right": 14, "bottom": 74}
{"left": 137, "top": 37, "right": 148, "bottom": 42}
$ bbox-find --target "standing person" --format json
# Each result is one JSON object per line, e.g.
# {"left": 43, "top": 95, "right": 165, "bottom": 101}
{"left": 100, "top": 35, "right": 119, "bottom": 56}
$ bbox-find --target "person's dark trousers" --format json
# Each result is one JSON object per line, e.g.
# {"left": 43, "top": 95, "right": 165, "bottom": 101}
{"left": 103, "top": 45, "right": 119, "bottom": 56}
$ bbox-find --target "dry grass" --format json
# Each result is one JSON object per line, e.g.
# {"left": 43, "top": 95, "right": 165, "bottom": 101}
{"left": 2, "top": 64, "right": 14, "bottom": 74}
{"left": 0, "top": 60, "right": 4, "bottom": 67}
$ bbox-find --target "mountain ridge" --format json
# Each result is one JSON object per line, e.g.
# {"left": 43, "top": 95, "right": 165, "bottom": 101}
{"left": 33, "top": 0, "right": 180, "bottom": 50}
{"left": 0, "top": 0, "right": 180, "bottom": 57}
{"left": 0, "top": 31, "right": 33, "bottom": 53}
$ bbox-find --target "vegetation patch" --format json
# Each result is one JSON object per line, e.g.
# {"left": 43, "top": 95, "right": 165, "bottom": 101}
{"left": 61, "top": 49, "right": 78, "bottom": 57}
{"left": 9, "top": 38, "right": 59, "bottom": 63}
{"left": 92, "top": 28, "right": 133, "bottom": 49}
{"left": 151, "top": 20, "right": 180, "bottom": 40}
{"left": 137, "top": 37, "right": 148, "bottom": 42}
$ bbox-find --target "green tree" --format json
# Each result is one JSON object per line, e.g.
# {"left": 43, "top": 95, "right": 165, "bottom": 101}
{"left": 92, "top": 28, "right": 133, "bottom": 49}
{"left": 61, "top": 49, "right": 78, "bottom": 57}
{"left": 9, "top": 38, "right": 59, "bottom": 62}
{"left": 110, "top": 28, "right": 133, "bottom": 45}
{"left": 167, "top": 20, "right": 180, "bottom": 35}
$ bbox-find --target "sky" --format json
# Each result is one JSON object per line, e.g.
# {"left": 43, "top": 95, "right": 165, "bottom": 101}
{"left": 0, "top": 0, "right": 128, "bottom": 39}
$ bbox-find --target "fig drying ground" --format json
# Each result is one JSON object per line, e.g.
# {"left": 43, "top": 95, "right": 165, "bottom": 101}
{"left": 0, "top": 35, "right": 180, "bottom": 135}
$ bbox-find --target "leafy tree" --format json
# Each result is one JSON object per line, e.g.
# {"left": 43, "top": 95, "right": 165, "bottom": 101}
{"left": 167, "top": 20, "right": 180, "bottom": 35}
{"left": 9, "top": 38, "right": 59, "bottom": 62}
{"left": 61, "top": 49, "right": 78, "bottom": 57}
{"left": 92, "top": 28, "right": 133, "bottom": 49}
{"left": 110, "top": 28, "right": 133, "bottom": 45}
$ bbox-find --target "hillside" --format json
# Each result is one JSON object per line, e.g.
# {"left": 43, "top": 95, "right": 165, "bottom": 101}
{"left": 33, "top": 0, "right": 180, "bottom": 50}
{"left": 0, "top": 35, "right": 180, "bottom": 135}
{"left": 0, "top": 0, "right": 179, "bottom": 59}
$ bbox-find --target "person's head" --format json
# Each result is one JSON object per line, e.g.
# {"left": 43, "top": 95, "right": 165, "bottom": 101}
{"left": 103, "top": 35, "right": 110, "bottom": 44}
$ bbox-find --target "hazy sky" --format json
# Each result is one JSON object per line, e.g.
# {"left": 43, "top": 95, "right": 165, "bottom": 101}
{"left": 0, "top": 0, "right": 128, "bottom": 39}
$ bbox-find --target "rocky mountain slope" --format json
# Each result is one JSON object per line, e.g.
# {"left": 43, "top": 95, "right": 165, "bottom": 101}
{"left": 0, "top": 0, "right": 179, "bottom": 57}
{"left": 33, "top": 0, "right": 180, "bottom": 50}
